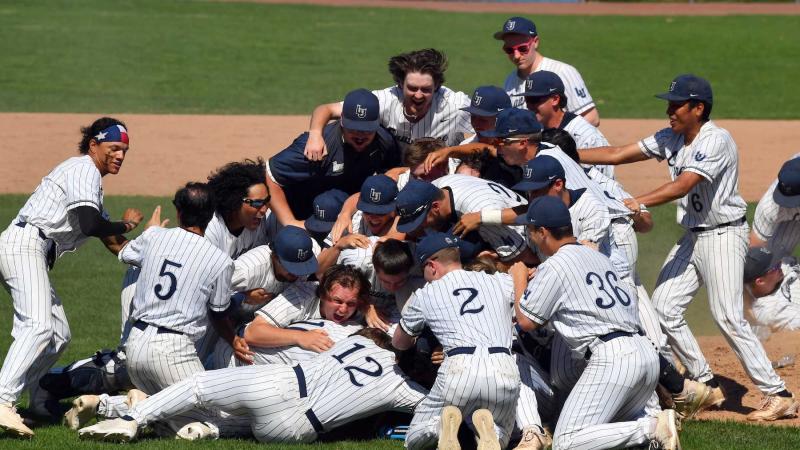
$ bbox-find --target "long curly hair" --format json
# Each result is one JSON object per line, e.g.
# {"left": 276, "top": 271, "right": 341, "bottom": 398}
{"left": 206, "top": 158, "right": 267, "bottom": 219}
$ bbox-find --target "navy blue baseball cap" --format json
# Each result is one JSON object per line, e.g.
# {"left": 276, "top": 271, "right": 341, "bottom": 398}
{"left": 341, "top": 88, "right": 380, "bottom": 132}
{"left": 512, "top": 155, "right": 565, "bottom": 191}
{"left": 515, "top": 71, "right": 565, "bottom": 98}
{"left": 655, "top": 74, "right": 713, "bottom": 104}
{"left": 357, "top": 175, "right": 398, "bottom": 215}
{"left": 274, "top": 226, "right": 319, "bottom": 276}
{"left": 515, "top": 195, "right": 571, "bottom": 228}
{"left": 415, "top": 231, "right": 461, "bottom": 264}
{"left": 744, "top": 247, "right": 774, "bottom": 283}
{"left": 305, "top": 189, "right": 349, "bottom": 234}
{"left": 460, "top": 86, "right": 512, "bottom": 117}
{"left": 773, "top": 157, "right": 800, "bottom": 208}
{"left": 480, "top": 108, "right": 543, "bottom": 139}
{"left": 493, "top": 16, "right": 537, "bottom": 40}
{"left": 395, "top": 180, "right": 440, "bottom": 233}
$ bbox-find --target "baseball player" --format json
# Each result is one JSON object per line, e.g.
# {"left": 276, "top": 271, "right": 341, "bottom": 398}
{"left": 495, "top": 17, "right": 599, "bottom": 126}
{"left": 750, "top": 154, "right": 800, "bottom": 257}
{"left": 0, "top": 118, "right": 144, "bottom": 437}
{"left": 515, "top": 71, "right": 614, "bottom": 178}
{"left": 268, "top": 88, "right": 400, "bottom": 226}
{"left": 513, "top": 196, "right": 679, "bottom": 450}
{"left": 744, "top": 248, "right": 800, "bottom": 336}
{"left": 64, "top": 183, "right": 241, "bottom": 431}
{"left": 393, "top": 232, "right": 520, "bottom": 450}
{"left": 79, "top": 329, "right": 428, "bottom": 443}
{"left": 578, "top": 74, "right": 797, "bottom": 420}
{"left": 304, "top": 48, "right": 473, "bottom": 156}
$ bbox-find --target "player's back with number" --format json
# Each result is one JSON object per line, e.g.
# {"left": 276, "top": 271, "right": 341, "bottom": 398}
{"left": 405, "top": 269, "right": 514, "bottom": 351}
{"left": 122, "top": 226, "right": 233, "bottom": 341}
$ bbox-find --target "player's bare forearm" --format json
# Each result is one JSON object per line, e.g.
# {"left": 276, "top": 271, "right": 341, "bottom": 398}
{"left": 100, "top": 234, "right": 128, "bottom": 256}
{"left": 578, "top": 142, "right": 648, "bottom": 166}
{"left": 266, "top": 176, "right": 300, "bottom": 227}
{"left": 635, "top": 171, "right": 704, "bottom": 209}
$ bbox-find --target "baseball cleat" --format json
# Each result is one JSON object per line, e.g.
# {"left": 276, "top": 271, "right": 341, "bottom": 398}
{"left": 746, "top": 394, "right": 800, "bottom": 422}
{"left": 0, "top": 404, "right": 34, "bottom": 438}
{"left": 175, "top": 421, "right": 219, "bottom": 441}
{"left": 438, "top": 405, "right": 462, "bottom": 450}
{"left": 513, "top": 425, "right": 551, "bottom": 450}
{"left": 672, "top": 380, "right": 713, "bottom": 420}
{"left": 472, "top": 409, "right": 501, "bottom": 450}
{"left": 125, "top": 389, "right": 148, "bottom": 409}
{"left": 63, "top": 394, "right": 99, "bottom": 430}
{"left": 78, "top": 417, "right": 138, "bottom": 442}
{"left": 652, "top": 409, "right": 680, "bottom": 450}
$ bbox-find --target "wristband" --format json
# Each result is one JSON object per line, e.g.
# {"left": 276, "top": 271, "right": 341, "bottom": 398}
{"left": 481, "top": 209, "right": 503, "bottom": 225}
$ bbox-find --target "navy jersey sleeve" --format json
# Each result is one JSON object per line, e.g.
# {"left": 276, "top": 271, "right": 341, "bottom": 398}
{"left": 268, "top": 132, "right": 320, "bottom": 186}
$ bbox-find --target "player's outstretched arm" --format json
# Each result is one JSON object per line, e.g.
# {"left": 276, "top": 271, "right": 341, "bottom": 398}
{"left": 305, "top": 101, "right": 344, "bottom": 161}
{"left": 633, "top": 171, "right": 704, "bottom": 210}
{"left": 578, "top": 142, "right": 649, "bottom": 166}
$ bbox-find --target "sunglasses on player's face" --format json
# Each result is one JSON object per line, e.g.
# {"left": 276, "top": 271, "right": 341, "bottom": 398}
{"left": 503, "top": 39, "right": 534, "bottom": 55}
{"left": 242, "top": 197, "right": 270, "bottom": 209}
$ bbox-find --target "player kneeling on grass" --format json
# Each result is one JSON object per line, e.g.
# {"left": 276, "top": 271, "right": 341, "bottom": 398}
{"left": 512, "top": 196, "right": 680, "bottom": 450}
{"left": 393, "top": 232, "right": 520, "bottom": 450}
{"left": 78, "top": 328, "right": 427, "bottom": 443}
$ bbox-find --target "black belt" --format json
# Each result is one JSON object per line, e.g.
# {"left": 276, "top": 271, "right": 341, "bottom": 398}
{"left": 584, "top": 330, "right": 639, "bottom": 360}
{"left": 690, "top": 216, "right": 746, "bottom": 233}
{"left": 133, "top": 320, "right": 182, "bottom": 336}
{"left": 446, "top": 346, "right": 511, "bottom": 357}
{"left": 16, "top": 222, "right": 55, "bottom": 269}
{"left": 293, "top": 365, "right": 324, "bottom": 434}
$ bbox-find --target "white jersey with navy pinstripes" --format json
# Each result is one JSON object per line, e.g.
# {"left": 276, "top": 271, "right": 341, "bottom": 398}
{"left": 432, "top": 174, "right": 528, "bottom": 259}
{"left": 504, "top": 57, "right": 595, "bottom": 115}
{"left": 204, "top": 212, "right": 271, "bottom": 259}
{"left": 753, "top": 175, "right": 800, "bottom": 258}
{"left": 254, "top": 281, "right": 325, "bottom": 327}
{"left": 302, "top": 335, "right": 427, "bottom": 429}
{"left": 16, "top": 155, "right": 103, "bottom": 257}
{"left": 400, "top": 270, "right": 514, "bottom": 352}
{"left": 561, "top": 113, "right": 614, "bottom": 179}
{"left": 519, "top": 244, "right": 639, "bottom": 355}
{"left": 371, "top": 86, "right": 473, "bottom": 147}
{"left": 120, "top": 227, "right": 234, "bottom": 341}
{"left": 639, "top": 120, "right": 747, "bottom": 228}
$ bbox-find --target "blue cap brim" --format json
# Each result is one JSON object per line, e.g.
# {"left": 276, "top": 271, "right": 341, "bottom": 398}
{"left": 341, "top": 117, "right": 379, "bottom": 132}
{"left": 357, "top": 200, "right": 396, "bottom": 215}
{"left": 304, "top": 217, "right": 335, "bottom": 234}
{"left": 512, "top": 180, "right": 551, "bottom": 192}
{"left": 459, "top": 106, "right": 501, "bottom": 117}
{"left": 773, "top": 188, "right": 800, "bottom": 208}
{"left": 279, "top": 256, "right": 319, "bottom": 277}
{"left": 396, "top": 205, "right": 430, "bottom": 233}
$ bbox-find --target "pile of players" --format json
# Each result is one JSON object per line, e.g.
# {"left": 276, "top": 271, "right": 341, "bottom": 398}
{"left": 1, "top": 15, "right": 799, "bottom": 450}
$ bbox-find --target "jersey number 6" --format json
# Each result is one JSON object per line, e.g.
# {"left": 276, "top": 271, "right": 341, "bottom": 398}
{"left": 154, "top": 259, "right": 183, "bottom": 300}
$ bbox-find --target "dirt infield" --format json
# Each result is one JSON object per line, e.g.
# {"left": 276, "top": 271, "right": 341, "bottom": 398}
{"left": 233, "top": 0, "right": 800, "bottom": 16}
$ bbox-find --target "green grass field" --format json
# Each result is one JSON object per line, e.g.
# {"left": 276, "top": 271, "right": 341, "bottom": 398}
{"left": 0, "top": 0, "right": 798, "bottom": 118}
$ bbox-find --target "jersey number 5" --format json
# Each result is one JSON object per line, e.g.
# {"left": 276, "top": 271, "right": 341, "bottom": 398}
{"left": 154, "top": 259, "right": 183, "bottom": 300}
{"left": 332, "top": 343, "right": 384, "bottom": 387}
{"left": 586, "top": 271, "right": 630, "bottom": 309}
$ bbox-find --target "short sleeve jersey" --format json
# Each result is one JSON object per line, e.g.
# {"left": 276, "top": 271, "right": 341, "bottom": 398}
{"left": 120, "top": 227, "right": 234, "bottom": 341}
{"left": 518, "top": 244, "right": 639, "bottom": 355}
{"left": 16, "top": 155, "right": 104, "bottom": 256}
{"left": 400, "top": 270, "right": 515, "bottom": 352}
{"left": 372, "top": 85, "right": 473, "bottom": 148}
{"left": 639, "top": 121, "right": 747, "bottom": 229}
{"left": 505, "top": 57, "right": 595, "bottom": 115}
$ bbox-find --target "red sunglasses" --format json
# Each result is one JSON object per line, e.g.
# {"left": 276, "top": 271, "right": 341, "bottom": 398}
{"left": 503, "top": 39, "right": 534, "bottom": 55}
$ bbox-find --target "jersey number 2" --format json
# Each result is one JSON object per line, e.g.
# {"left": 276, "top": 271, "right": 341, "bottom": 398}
{"left": 154, "top": 259, "right": 183, "bottom": 300}
{"left": 332, "top": 343, "right": 383, "bottom": 387}
{"left": 586, "top": 271, "right": 630, "bottom": 309}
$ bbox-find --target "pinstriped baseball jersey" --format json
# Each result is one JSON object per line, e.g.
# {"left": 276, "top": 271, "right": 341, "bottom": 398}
{"left": 371, "top": 86, "right": 473, "bottom": 147}
{"left": 303, "top": 335, "right": 427, "bottom": 430}
{"left": 254, "top": 281, "right": 325, "bottom": 327}
{"left": 753, "top": 179, "right": 800, "bottom": 259}
{"left": 204, "top": 212, "right": 271, "bottom": 260}
{"left": 560, "top": 113, "right": 614, "bottom": 179}
{"left": 537, "top": 144, "right": 629, "bottom": 218}
{"left": 247, "top": 319, "right": 363, "bottom": 366}
{"left": 120, "top": 227, "right": 233, "bottom": 341}
{"left": 432, "top": 174, "right": 528, "bottom": 260}
{"left": 16, "top": 155, "right": 103, "bottom": 257}
{"left": 400, "top": 270, "right": 514, "bottom": 352}
{"left": 639, "top": 121, "right": 747, "bottom": 228}
{"left": 505, "top": 57, "right": 595, "bottom": 115}
{"left": 519, "top": 244, "right": 639, "bottom": 355}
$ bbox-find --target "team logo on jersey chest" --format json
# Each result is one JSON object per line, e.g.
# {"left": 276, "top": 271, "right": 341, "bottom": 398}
{"left": 356, "top": 104, "right": 367, "bottom": 119}
{"left": 297, "top": 249, "right": 310, "bottom": 261}
{"left": 370, "top": 188, "right": 381, "bottom": 203}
